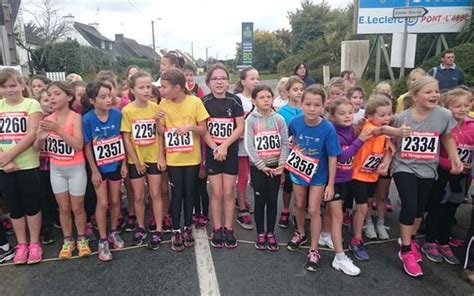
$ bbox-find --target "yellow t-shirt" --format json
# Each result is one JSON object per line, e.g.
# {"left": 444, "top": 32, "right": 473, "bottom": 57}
{"left": 159, "top": 95, "right": 209, "bottom": 166}
{"left": 396, "top": 92, "right": 408, "bottom": 114}
{"left": 121, "top": 101, "right": 160, "bottom": 164}
{"left": 0, "top": 98, "right": 42, "bottom": 170}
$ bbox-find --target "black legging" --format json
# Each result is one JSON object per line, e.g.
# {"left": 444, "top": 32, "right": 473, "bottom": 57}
{"left": 250, "top": 166, "right": 280, "bottom": 233}
{"left": 0, "top": 218, "right": 7, "bottom": 246}
{"left": 168, "top": 165, "right": 198, "bottom": 230}
{"left": 0, "top": 169, "right": 41, "bottom": 219}
{"left": 194, "top": 174, "right": 209, "bottom": 216}
{"left": 425, "top": 168, "right": 465, "bottom": 245}
{"left": 393, "top": 172, "right": 434, "bottom": 226}
{"left": 84, "top": 164, "right": 97, "bottom": 224}
{"left": 40, "top": 169, "right": 58, "bottom": 234}
{"left": 463, "top": 189, "right": 474, "bottom": 270}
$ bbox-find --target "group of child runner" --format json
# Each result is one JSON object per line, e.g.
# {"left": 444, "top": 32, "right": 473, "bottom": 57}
{"left": 0, "top": 56, "right": 473, "bottom": 281}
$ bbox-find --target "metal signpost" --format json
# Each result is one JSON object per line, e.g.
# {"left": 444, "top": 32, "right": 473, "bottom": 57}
{"left": 239, "top": 22, "right": 254, "bottom": 69}
{"left": 393, "top": 3, "right": 428, "bottom": 78}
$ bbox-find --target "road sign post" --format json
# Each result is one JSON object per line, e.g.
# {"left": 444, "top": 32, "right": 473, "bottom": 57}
{"left": 392, "top": 4, "right": 428, "bottom": 78}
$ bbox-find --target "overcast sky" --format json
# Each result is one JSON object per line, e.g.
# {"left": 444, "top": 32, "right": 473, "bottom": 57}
{"left": 24, "top": 0, "right": 352, "bottom": 60}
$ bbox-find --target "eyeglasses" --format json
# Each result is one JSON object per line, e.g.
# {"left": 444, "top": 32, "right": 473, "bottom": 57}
{"left": 210, "top": 77, "right": 228, "bottom": 83}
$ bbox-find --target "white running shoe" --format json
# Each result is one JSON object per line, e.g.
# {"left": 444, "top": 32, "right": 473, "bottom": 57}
{"left": 363, "top": 221, "right": 377, "bottom": 239}
{"left": 318, "top": 233, "right": 334, "bottom": 250}
{"left": 376, "top": 223, "right": 390, "bottom": 240}
{"left": 332, "top": 254, "right": 361, "bottom": 276}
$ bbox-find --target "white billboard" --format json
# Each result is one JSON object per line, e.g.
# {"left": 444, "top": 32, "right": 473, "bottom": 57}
{"left": 357, "top": 0, "right": 472, "bottom": 34}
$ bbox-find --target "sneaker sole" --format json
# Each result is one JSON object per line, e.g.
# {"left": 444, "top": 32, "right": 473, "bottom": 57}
{"left": 98, "top": 256, "right": 113, "bottom": 262}
{"left": 277, "top": 223, "right": 288, "bottom": 229}
{"left": 443, "top": 257, "right": 460, "bottom": 265}
{"left": 147, "top": 243, "right": 160, "bottom": 251}
{"left": 421, "top": 248, "right": 443, "bottom": 263}
{"left": 349, "top": 246, "right": 370, "bottom": 261}
{"left": 210, "top": 242, "right": 224, "bottom": 248}
{"left": 332, "top": 261, "right": 361, "bottom": 277}
{"left": 27, "top": 258, "right": 43, "bottom": 265}
{"left": 13, "top": 260, "right": 28, "bottom": 265}
{"left": 184, "top": 242, "right": 195, "bottom": 248}
{"left": 286, "top": 245, "right": 299, "bottom": 252}
{"left": 0, "top": 252, "right": 14, "bottom": 264}
{"left": 266, "top": 246, "right": 279, "bottom": 252}
{"left": 225, "top": 243, "right": 238, "bottom": 249}
{"left": 304, "top": 265, "right": 319, "bottom": 272}
{"left": 171, "top": 245, "right": 185, "bottom": 252}
{"left": 236, "top": 219, "right": 254, "bottom": 230}
{"left": 254, "top": 243, "right": 266, "bottom": 250}
{"left": 398, "top": 252, "right": 423, "bottom": 277}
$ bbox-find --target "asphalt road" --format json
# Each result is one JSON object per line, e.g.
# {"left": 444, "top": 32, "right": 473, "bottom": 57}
{"left": 0, "top": 183, "right": 472, "bottom": 296}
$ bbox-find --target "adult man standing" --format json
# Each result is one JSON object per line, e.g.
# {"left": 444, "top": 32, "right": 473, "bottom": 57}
{"left": 428, "top": 50, "right": 466, "bottom": 91}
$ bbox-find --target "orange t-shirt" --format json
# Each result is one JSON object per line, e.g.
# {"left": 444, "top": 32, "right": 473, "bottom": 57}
{"left": 352, "top": 122, "right": 386, "bottom": 183}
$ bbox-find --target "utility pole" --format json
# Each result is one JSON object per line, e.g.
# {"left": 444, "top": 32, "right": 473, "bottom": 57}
{"left": 191, "top": 41, "right": 194, "bottom": 59}
{"left": 205, "top": 47, "right": 208, "bottom": 70}
{"left": 151, "top": 20, "right": 155, "bottom": 51}
{"left": 399, "top": 0, "right": 409, "bottom": 79}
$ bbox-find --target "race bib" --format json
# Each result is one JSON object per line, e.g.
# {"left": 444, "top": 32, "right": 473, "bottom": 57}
{"left": 337, "top": 146, "right": 353, "bottom": 171}
{"left": 164, "top": 129, "right": 194, "bottom": 153}
{"left": 45, "top": 134, "right": 74, "bottom": 161}
{"left": 360, "top": 153, "right": 383, "bottom": 174}
{"left": 207, "top": 118, "right": 234, "bottom": 144}
{"left": 255, "top": 131, "right": 281, "bottom": 158}
{"left": 285, "top": 147, "right": 319, "bottom": 183}
{"left": 0, "top": 112, "right": 28, "bottom": 141}
{"left": 458, "top": 145, "right": 473, "bottom": 165}
{"left": 132, "top": 119, "right": 156, "bottom": 146}
{"left": 93, "top": 135, "right": 125, "bottom": 166}
{"left": 401, "top": 131, "right": 439, "bottom": 160}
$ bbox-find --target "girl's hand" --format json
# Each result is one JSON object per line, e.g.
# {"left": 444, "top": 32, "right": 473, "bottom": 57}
{"left": 0, "top": 150, "right": 13, "bottom": 167}
{"left": 399, "top": 119, "right": 412, "bottom": 138}
{"left": 158, "top": 157, "right": 167, "bottom": 172}
{"left": 91, "top": 171, "right": 102, "bottom": 188}
{"left": 135, "top": 163, "right": 147, "bottom": 176}
{"left": 176, "top": 125, "right": 192, "bottom": 136}
{"left": 358, "top": 128, "right": 374, "bottom": 142}
{"left": 376, "top": 162, "right": 389, "bottom": 176}
{"left": 36, "top": 127, "right": 49, "bottom": 141}
{"left": 155, "top": 110, "right": 166, "bottom": 121}
{"left": 450, "top": 158, "right": 464, "bottom": 175}
{"left": 261, "top": 167, "right": 273, "bottom": 177}
{"left": 3, "top": 162, "right": 17, "bottom": 173}
{"left": 214, "top": 144, "right": 228, "bottom": 162}
{"left": 324, "top": 184, "right": 335, "bottom": 201}
{"left": 273, "top": 165, "right": 284, "bottom": 176}
{"left": 39, "top": 120, "right": 59, "bottom": 132}
{"left": 120, "top": 164, "right": 128, "bottom": 179}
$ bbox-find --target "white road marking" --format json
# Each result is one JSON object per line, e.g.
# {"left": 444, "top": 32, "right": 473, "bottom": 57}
{"left": 193, "top": 228, "right": 221, "bottom": 296}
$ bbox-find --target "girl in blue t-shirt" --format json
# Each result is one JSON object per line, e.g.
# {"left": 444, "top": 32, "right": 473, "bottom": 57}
{"left": 82, "top": 81, "right": 127, "bottom": 262}
{"left": 285, "top": 85, "right": 342, "bottom": 273}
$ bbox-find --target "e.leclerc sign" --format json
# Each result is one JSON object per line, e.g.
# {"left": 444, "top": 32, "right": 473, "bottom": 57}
{"left": 357, "top": 0, "right": 472, "bottom": 34}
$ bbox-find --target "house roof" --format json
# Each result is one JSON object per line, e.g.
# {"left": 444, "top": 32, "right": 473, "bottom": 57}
{"left": 73, "top": 22, "right": 112, "bottom": 45}
{"left": 115, "top": 36, "right": 159, "bottom": 60}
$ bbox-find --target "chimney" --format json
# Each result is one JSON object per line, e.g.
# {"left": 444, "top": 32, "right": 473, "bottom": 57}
{"left": 63, "top": 14, "right": 75, "bottom": 25}
{"left": 115, "top": 34, "right": 124, "bottom": 43}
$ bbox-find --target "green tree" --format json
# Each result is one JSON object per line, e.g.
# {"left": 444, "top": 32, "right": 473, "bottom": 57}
{"left": 253, "top": 31, "right": 288, "bottom": 72}
{"left": 288, "top": 0, "right": 331, "bottom": 52}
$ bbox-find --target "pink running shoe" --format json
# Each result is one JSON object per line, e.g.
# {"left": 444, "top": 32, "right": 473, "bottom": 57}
{"left": 13, "top": 243, "right": 29, "bottom": 265}
{"left": 27, "top": 243, "right": 43, "bottom": 264}
{"left": 449, "top": 237, "right": 463, "bottom": 248}
{"left": 398, "top": 251, "right": 423, "bottom": 277}
{"left": 342, "top": 210, "right": 352, "bottom": 227}
{"left": 411, "top": 240, "right": 422, "bottom": 263}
